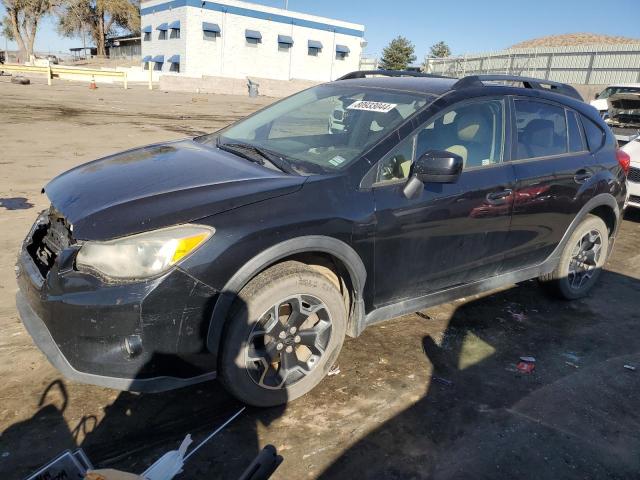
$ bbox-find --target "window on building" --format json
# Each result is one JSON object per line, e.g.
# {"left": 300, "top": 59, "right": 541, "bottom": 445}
{"left": 143, "top": 26, "right": 152, "bottom": 41}
{"left": 168, "top": 55, "right": 180, "bottom": 73}
{"left": 169, "top": 21, "right": 180, "bottom": 39}
{"left": 157, "top": 23, "right": 168, "bottom": 40}
{"left": 203, "top": 22, "right": 220, "bottom": 41}
{"left": 142, "top": 55, "right": 152, "bottom": 69}
{"left": 152, "top": 55, "right": 164, "bottom": 71}
{"left": 245, "top": 30, "right": 262, "bottom": 47}
{"left": 277, "top": 35, "right": 293, "bottom": 52}
{"left": 204, "top": 30, "right": 218, "bottom": 41}
{"left": 515, "top": 100, "right": 568, "bottom": 159}
{"left": 308, "top": 40, "right": 322, "bottom": 56}
{"left": 335, "top": 45, "right": 349, "bottom": 60}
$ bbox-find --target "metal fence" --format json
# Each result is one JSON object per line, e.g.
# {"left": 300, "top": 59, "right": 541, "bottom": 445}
{"left": 424, "top": 44, "right": 640, "bottom": 84}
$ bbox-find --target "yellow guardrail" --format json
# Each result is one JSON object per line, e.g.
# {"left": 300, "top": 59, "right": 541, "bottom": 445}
{"left": 0, "top": 63, "right": 128, "bottom": 89}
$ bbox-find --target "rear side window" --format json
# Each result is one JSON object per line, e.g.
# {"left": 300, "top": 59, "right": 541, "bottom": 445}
{"left": 515, "top": 100, "right": 568, "bottom": 159}
{"left": 567, "top": 110, "right": 586, "bottom": 152}
{"left": 581, "top": 116, "right": 605, "bottom": 152}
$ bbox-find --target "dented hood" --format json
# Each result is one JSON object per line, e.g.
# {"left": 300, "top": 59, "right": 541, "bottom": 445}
{"left": 45, "top": 140, "right": 305, "bottom": 240}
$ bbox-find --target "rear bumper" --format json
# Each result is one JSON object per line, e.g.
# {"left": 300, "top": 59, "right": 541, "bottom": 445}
{"left": 15, "top": 245, "right": 220, "bottom": 392}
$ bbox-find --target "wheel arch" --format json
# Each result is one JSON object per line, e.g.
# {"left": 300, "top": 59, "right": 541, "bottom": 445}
{"left": 206, "top": 236, "right": 367, "bottom": 354}
{"left": 546, "top": 193, "right": 621, "bottom": 270}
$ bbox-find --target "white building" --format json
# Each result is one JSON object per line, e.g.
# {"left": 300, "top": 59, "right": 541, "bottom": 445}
{"left": 140, "top": 0, "right": 365, "bottom": 83}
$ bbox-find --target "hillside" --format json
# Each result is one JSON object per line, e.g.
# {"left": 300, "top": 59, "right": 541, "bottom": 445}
{"left": 511, "top": 33, "right": 640, "bottom": 49}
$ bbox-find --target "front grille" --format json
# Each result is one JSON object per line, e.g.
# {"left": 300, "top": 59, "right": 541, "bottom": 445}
{"left": 26, "top": 207, "right": 74, "bottom": 277}
{"left": 629, "top": 167, "right": 640, "bottom": 184}
{"left": 611, "top": 114, "right": 640, "bottom": 127}
{"left": 630, "top": 195, "right": 640, "bottom": 204}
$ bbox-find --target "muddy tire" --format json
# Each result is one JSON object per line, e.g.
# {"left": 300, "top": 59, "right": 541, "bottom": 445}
{"left": 539, "top": 214, "right": 608, "bottom": 300}
{"left": 219, "top": 261, "right": 346, "bottom": 407}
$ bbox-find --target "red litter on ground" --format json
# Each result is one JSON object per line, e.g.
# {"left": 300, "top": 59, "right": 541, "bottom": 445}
{"left": 517, "top": 360, "right": 536, "bottom": 374}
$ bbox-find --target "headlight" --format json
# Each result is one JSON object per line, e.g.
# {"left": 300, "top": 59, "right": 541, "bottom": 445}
{"left": 76, "top": 224, "right": 214, "bottom": 280}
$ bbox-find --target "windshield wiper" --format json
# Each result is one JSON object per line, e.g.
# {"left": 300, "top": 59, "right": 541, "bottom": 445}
{"left": 216, "top": 139, "right": 295, "bottom": 174}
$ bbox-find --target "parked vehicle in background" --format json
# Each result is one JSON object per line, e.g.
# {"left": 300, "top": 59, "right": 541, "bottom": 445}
{"left": 592, "top": 84, "right": 640, "bottom": 144}
{"left": 16, "top": 71, "right": 628, "bottom": 407}
{"left": 622, "top": 136, "right": 640, "bottom": 209}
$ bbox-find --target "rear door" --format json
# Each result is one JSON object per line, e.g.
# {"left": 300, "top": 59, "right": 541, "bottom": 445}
{"left": 372, "top": 97, "right": 516, "bottom": 307}
{"left": 501, "top": 97, "right": 596, "bottom": 271}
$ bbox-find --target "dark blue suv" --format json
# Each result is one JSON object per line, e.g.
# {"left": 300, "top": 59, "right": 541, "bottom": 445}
{"left": 16, "top": 71, "right": 629, "bottom": 406}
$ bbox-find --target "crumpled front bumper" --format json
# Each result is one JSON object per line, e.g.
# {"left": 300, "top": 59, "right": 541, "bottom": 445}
{"left": 15, "top": 247, "right": 219, "bottom": 392}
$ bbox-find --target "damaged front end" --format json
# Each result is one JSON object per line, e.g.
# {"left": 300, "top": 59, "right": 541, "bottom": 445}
{"left": 606, "top": 92, "right": 640, "bottom": 143}
{"left": 15, "top": 206, "right": 220, "bottom": 392}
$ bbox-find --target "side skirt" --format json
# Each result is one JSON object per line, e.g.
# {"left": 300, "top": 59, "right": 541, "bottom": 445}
{"left": 364, "top": 257, "right": 557, "bottom": 327}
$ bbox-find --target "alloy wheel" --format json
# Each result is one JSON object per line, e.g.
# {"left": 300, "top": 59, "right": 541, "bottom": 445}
{"left": 245, "top": 294, "right": 332, "bottom": 390}
{"left": 568, "top": 229, "right": 603, "bottom": 290}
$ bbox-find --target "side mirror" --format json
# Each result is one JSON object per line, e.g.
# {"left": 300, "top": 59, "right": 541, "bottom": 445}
{"left": 412, "top": 150, "right": 463, "bottom": 183}
{"left": 594, "top": 93, "right": 599, "bottom": 100}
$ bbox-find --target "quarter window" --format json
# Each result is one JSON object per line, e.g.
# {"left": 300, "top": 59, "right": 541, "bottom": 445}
{"left": 567, "top": 110, "right": 586, "bottom": 152}
{"left": 515, "top": 100, "right": 568, "bottom": 159}
{"left": 581, "top": 116, "right": 605, "bottom": 152}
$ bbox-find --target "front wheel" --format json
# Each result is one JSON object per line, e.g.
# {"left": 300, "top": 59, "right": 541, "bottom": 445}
{"left": 539, "top": 214, "right": 609, "bottom": 300}
{"left": 219, "top": 261, "right": 347, "bottom": 407}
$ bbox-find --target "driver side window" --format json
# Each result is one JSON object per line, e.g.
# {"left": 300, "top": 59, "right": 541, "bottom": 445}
{"left": 376, "top": 98, "right": 505, "bottom": 184}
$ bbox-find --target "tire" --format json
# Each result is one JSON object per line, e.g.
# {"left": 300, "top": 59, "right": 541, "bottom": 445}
{"left": 219, "top": 261, "right": 347, "bottom": 407}
{"left": 539, "top": 214, "right": 609, "bottom": 300}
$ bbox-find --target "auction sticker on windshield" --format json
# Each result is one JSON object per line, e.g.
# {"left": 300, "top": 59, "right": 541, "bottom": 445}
{"left": 347, "top": 101, "right": 397, "bottom": 113}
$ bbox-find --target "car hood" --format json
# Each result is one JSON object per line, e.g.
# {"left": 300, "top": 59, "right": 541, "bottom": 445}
{"left": 45, "top": 139, "right": 306, "bottom": 240}
{"left": 607, "top": 92, "right": 640, "bottom": 127}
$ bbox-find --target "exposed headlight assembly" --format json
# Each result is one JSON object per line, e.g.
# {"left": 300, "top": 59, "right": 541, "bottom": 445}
{"left": 76, "top": 224, "right": 214, "bottom": 280}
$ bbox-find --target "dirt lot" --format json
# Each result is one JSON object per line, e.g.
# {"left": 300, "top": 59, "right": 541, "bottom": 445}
{"left": 1, "top": 77, "right": 639, "bottom": 479}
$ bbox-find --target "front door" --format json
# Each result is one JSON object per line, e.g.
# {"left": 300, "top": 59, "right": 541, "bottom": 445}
{"left": 372, "top": 98, "right": 516, "bottom": 308}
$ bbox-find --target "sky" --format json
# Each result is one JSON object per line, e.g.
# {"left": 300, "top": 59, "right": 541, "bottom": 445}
{"left": 1, "top": 0, "right": 639, "bottom": 58}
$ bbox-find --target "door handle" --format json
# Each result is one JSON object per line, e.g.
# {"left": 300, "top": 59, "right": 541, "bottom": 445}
{"left": 486, "top": 189, "right": 513, "bottom": 203}
{"left": 574, "top": 170, "right": 593, "bottom": 184}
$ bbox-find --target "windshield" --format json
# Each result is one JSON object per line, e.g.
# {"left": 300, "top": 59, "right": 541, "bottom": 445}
{"left": 196, "top": 85, "right": 430, "bottom": 173}
{"left": 598, "top": 86, "right": 640, "bottom": 99}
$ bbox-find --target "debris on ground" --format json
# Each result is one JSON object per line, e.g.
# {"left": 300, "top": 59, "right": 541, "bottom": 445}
{"left": 328, "top": 364, "right": 341, "bottom": 376}
{"left": 433, "top": 376, "right": 453, "bottom": 387}
{"left": 516, "top": 356, "right": 536, "bottom": 374}
{"left": 10, "top": 76, "right": 30, "bottom": 85}
{"left": 624, "top": 365, "right": 636, "bottom": 371}
{"left": 562, "top": 352, "right": 581, "bottom": 363}
{"left": 505, "top": 304, "right": 528, "bottom": 322}
{"left": 415, "top": 312, "right": 433, "bottom": 320}
{"left": 565, "top": 361, "right": 579, "bottom": 369}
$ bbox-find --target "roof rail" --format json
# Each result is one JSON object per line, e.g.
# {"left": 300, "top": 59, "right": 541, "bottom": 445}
{"left": 337, "top": 70, "right": 450, "bottom": 81}
{"left": 452, "top": 75, "right": 583, "bottom": 101}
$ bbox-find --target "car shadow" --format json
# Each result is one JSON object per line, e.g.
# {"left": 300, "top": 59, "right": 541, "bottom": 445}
{"left": 317, "top": 269, "right": 640, "bottom": 479}
{"left": 0, "top": 297, "right": 286, "bottom": 479}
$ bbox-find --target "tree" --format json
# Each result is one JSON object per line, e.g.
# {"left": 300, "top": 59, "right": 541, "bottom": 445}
{"left": 58, "top": 0, "right": 139, "bottom": 56}
{"left": 379, "top": 36, "right": 416, "bottom": 71}
{"left": 429, "top": 41, "right": 451, "bottom": 58}
{"left": 1, "top": 0, "right": 55, "bottom": 60}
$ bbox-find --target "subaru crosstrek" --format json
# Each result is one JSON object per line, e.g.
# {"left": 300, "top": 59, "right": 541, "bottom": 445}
{"left": 16, "top": 72, "right": 629, "bottom": 406}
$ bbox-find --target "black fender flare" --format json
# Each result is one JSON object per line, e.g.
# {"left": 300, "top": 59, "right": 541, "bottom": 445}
{"left": 543, "top": 193, "right": 620, "bottom": 271}
{"left": 206, "top": 235, "right": 367, "bottom": 354}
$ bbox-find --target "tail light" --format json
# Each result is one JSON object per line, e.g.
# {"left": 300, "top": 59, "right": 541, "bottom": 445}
{"left": 616, "top": 148, "right": 631, "bottom": 175}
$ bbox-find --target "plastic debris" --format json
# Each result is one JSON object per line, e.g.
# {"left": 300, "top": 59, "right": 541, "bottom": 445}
{"left": 519, "top": 356, "right": 536, "bottom": 363}
{"left": 143, "top": 435, "right": 192, "bottom": 480}
{"left": 327, "top": 364, "right": 341, "bottom": 376}
{"left": 565, "top": 361, "right": 579, "bottom": 369}
{"left": 433, "top": 376, "right": 453, "bottom": 387}
{"left": 562, "top": 352, "right": 581, "bottom": 363}
{"left": 516, "top": 360, "right": 536, "bottom": 374}
{"left": 624, "top": 365, "right": 636, "bottom": 371}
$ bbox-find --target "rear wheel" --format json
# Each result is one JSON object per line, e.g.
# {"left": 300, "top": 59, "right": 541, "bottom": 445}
{"left": 539, "top": 214, "right": 608, "bottom": 300}
{"left": 219, "top": 261, "right": 346, "bottom": 407}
